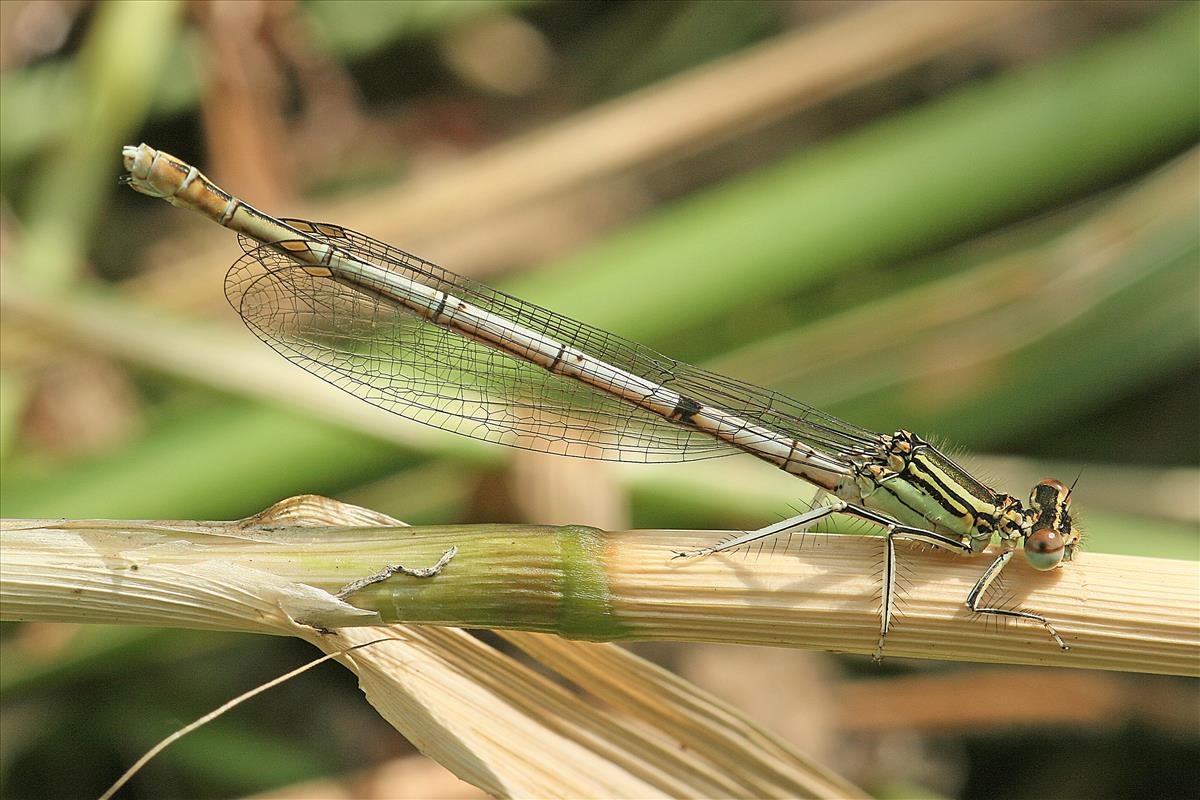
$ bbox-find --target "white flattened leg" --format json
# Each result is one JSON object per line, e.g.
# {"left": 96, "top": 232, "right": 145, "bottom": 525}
{"left": 671, "top": 500, "right": 849, "bottom": 559}
{"left": 874, "top": 527, "right": 898, "bottom": 662}
{"left": 870, "top": 521, "right": 974, "bottom": 662}
{"left": 966, "top": 550, "right": 1069, "bottom": 650}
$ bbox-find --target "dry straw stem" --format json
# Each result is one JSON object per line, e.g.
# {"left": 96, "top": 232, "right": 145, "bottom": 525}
{"left": 1, "top": 496, "right": 861, "bottom": 800}
{"left": 2, "top": 497, "right": 1195, "bottom": 677}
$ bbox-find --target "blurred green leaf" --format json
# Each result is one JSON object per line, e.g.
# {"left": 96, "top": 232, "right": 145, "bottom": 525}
{"left": 15, "top": 0, "right": 186, "bottom": 289}
{"left": 303, "top": 0, "right": 531, "bottom": 58}
{"left": 0, "top": 399, "right": 409, "bottom": 519}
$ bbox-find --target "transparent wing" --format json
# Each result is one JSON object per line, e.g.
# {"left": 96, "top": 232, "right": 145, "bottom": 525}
{"left": 224, "top": 218, "right": 879, "bottom": 464}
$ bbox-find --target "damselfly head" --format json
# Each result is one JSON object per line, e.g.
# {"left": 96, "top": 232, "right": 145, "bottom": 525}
{"left": 1026, "top": 478, "right": 1080, "bottom": 567}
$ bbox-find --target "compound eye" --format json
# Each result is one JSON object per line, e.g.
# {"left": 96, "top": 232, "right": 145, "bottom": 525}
{"left": 1024, "top": 528, "right": 1066, "bottom": 570}
{"left": 1032, "top": 478, "right": 1070, "bottom": 510}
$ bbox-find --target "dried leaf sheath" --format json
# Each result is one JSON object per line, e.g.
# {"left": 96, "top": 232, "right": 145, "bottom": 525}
{"left": 1, "top": 496, "right": 868, "bottom": 798}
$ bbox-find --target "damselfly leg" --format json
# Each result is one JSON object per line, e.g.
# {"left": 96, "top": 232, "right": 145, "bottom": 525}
{"left": 673, "top": 500, "right": 1069, "bottom": 658}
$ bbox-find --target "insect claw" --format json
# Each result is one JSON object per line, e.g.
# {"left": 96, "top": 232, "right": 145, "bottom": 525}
{"left": 671, "top": 547, "right": 712, "bottom": 560}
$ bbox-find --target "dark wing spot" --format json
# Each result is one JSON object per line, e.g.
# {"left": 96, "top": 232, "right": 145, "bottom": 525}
{"left": 670, "top": 396, "right": 703, "bottom": 427}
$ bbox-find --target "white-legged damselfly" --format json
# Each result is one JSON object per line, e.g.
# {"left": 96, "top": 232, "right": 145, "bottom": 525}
{"left": 122, "top": 143, "right": 1080, "bottom": 657}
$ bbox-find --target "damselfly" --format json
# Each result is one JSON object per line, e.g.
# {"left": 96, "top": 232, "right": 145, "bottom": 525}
{"left": 122, "top": 143, "right": 1080, "bottom": 656}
